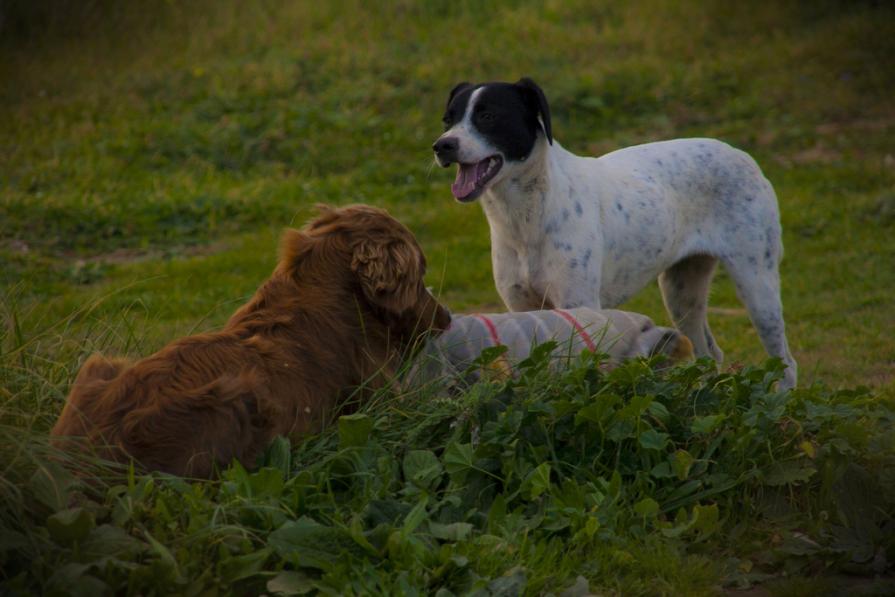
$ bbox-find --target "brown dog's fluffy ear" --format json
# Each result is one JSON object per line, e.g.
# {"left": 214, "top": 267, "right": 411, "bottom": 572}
{"left": 283, "top": 203, "right": 451, "bottom": 338}
{"left": 351, "top": 235, "right": 422, "bottom": 316}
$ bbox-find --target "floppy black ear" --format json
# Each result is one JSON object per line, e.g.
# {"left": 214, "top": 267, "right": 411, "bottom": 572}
{"left": 515, "top": 77, "right": 553, "bottom": 145}
{"left": 446, "top": 81, "right": 472, "bottom": 109}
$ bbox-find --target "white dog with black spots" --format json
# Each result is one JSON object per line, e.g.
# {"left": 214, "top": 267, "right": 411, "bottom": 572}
{"left": 432, "top": 78, "right": 797, "bottom": 389}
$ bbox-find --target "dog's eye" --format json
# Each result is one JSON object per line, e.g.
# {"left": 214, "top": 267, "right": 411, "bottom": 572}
{"left": 441, "top": 115, "right": 452, "bottom": 130}
{"left": 479, "top": 111, "right": 495, "bottom": 121}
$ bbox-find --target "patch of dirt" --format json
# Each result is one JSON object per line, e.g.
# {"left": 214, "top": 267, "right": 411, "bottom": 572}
{"left": 708, "top": 307, "right": 748, "bottom": 317}
{"left": 451, "top": 301, "right": 506, "bottom": 314}
{"left": 67, "top": 241, "right": 231, "bottom": 266}
{"left": 725, "top": 586, "right": 772, "bottom": 597}
{"left": 725, "top": 575, "right": 895, "bottom": 597}
{"left": 793, "top": 145, "right": 843, "bottom": 165}
{"left": 814, "top": 117, "right": 895, "bottom": 136}
{"left": 859, "top": 365, "right": 895, "bottom": 388}
{"left": 6, "top": 239, "right": 31, "bottom": 254}
{"left": 3, "top": 238, "right": 232, "bottom": 265}
{"left": 771, "top": 116, "right": 894, "bottom": 168}
{"left": 781, "top": 144, "right": 843, "bottom": 166}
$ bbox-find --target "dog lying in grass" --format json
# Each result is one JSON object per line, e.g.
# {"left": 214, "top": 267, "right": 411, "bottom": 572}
{"left": 408, "top": 307, "right": 694, "bottom": 386}
{"left": 51, "top": 204, "right": 451, "bottom": 478}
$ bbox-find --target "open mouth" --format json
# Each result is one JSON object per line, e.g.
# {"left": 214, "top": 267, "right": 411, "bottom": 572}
{"left": 451, "top": 155, "right": 503, "bottom": 202}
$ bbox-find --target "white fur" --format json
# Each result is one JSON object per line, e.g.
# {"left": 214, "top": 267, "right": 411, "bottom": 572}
{"left": 436, "top": 92, "right": 797, "bottom": 389}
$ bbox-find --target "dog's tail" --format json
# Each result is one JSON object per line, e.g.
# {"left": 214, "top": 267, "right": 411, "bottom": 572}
{"left": 647, "top": 330, "right": 695, "bottom": 364}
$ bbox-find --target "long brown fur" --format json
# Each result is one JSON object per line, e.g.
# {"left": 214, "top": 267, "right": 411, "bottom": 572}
{"left": 51, "top": 204, "right": 451, "bottom": 478}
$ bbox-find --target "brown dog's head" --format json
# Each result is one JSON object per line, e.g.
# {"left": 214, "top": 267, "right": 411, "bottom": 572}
{"left": 278, "top": 204, "right": 452, "bottom": 349}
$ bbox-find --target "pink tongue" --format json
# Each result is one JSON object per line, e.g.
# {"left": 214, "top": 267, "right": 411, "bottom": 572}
{"left": 451, "top": 161, "right": 487, "bottom": 198}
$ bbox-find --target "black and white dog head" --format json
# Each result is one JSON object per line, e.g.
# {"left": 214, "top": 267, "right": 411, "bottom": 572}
{"left": 432, "top": 78, "right": 553, "bottom": 202}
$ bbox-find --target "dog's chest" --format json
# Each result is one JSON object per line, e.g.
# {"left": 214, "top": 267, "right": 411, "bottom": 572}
{"left": 486, "top": 170, "right": 676, "bottom": 308}
{"left": 487, "top": 200, "right": 590, "bottom": 303}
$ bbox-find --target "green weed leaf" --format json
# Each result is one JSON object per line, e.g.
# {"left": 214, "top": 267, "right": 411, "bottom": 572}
{"left": 402, "top": 496, "right": 429, "bottom": 537}
{"left": 263, "top": 435, "right": 292, "bottom": 475}
{"left": 429, "top": 521, "right": 473, "bottom": 541}
{"left": 268, "top": 517, "right": 352, "bottom": 571}
{"left": 692, "top": 504, "right": 720, "bottom": 536}
{"left": 634, "top": 498, "right": 660, "bottom": 518}
{"left": 671, "top": 450, "right": 695, "bottom": 480}
{"left": 443, "top": 441, "right": 475, "bottom": 479}
{"left": 339, "top": 413, "right": 374, "bottom": 448}
{"left": 267, "top": 570, "right": 316, "bottom": 595}
{"left": 403, "top": 449, "right": 443, "bottom": 491}
{"left": 46, "top": 507, "right": 95, "bottom": 545}
{"left": 764, "top": 460, "right": 816, "bottom": 486}
{"left": 523, "top": 463, "right": 552, "bottom": 499}
{"left": 145, "top": 530, "right": 185, "bottom": 584}
{"left": 638, "top": 427, "right": 669, "bottom": 451}
{"left": 220, "top": 548, "right": 272, "bottom": 583}
{"left": 691, "top": 414, "right": 726, "bottom": 434}
{"left": 81, "top": 524, "right": 145, "bottom": 559}
{"left": 29, "top": 461, "right": 79, "bottom": 511}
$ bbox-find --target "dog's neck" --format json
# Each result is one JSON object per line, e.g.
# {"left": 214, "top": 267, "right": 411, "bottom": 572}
{"left": 486, "top": 135, "right": 551, "bottom": 200}
{"left": 480, "top": 136, "right": 573, "bottom": 242}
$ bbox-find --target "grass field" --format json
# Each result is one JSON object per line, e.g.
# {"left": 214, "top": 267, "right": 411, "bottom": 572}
{"left": 2, "top": 1, "right": 895, "bottom": 594}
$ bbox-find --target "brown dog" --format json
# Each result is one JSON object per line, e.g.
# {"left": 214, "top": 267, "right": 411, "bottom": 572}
{"left": 51, "top": 204, "right": 451, "bottom": 478}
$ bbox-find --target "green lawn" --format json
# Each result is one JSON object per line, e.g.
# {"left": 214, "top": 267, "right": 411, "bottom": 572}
{"left": 2, "top": 1, "right": 894, "bottom": 594}
{"left": 3, "top": 1, "right": 894, "bottom": 390}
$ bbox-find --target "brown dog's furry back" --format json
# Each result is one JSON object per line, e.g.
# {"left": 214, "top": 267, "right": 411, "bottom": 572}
{"left": 51, "top": 204, "right": 451, "bottom": 478}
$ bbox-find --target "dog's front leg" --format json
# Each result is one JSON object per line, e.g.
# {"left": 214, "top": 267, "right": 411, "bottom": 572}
{"left": 492, "top": 242, "right": 545, "bottom": 311}
{"left": 553, "top": 282, "right": 602, "bottom": 310}
{"left": 496, "top": 277, "right": 544, "bottom": 311}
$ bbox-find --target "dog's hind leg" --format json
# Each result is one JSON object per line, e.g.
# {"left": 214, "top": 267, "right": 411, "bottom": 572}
{"left": 721, "top": 256, "right": 798, "bottom": 390}
{"left": 658, "top": 254, "right": 724, "bottom": 363}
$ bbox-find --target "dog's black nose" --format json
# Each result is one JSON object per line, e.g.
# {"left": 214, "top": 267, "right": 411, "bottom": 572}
{"left": 433, "top": 137, "right": 459, "bottom": 161}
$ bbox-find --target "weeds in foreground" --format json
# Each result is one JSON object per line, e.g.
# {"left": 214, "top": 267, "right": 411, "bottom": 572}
{"left": 2, "top": 341, "right": 893, "bottom": 595}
